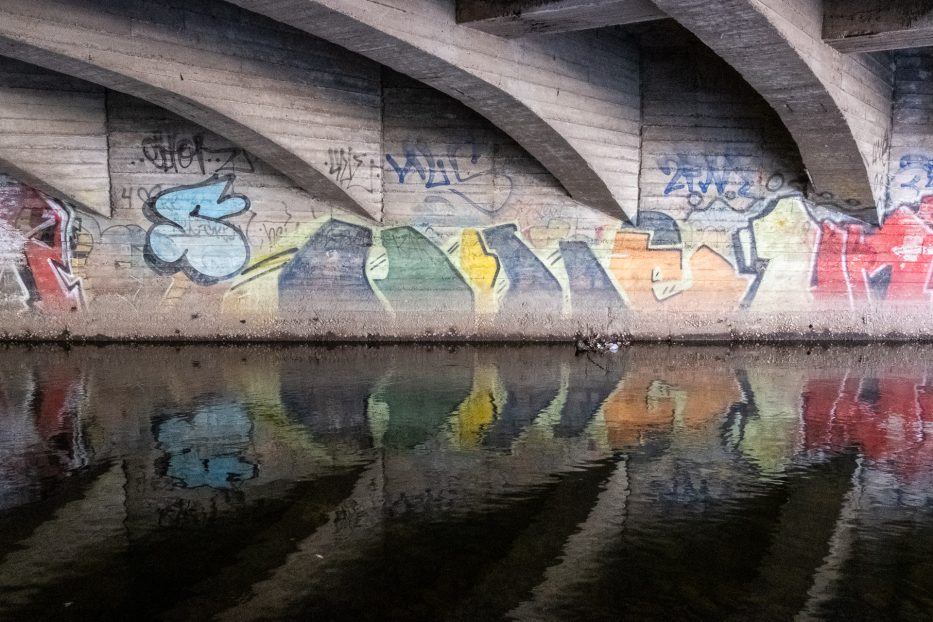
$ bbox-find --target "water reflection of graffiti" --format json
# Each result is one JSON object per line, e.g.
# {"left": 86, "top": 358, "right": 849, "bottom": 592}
{"left": 144, "top": 175, "right": 251, "bottom": 284}
{"left": 156, "top": 401, "right": 257, "bottom": 489}
{"left": 3, "top": 346, "right": 933, "bottom": 622}
{"left": 0, "top": 359, "right": 88, "bottom": 510}
{"left": 385, "top": 141, "right": 512, "bottom": 214}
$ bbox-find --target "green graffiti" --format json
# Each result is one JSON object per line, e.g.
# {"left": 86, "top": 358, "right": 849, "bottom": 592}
{"left": 375, "top": 226, "right": 474, "bottom": 314}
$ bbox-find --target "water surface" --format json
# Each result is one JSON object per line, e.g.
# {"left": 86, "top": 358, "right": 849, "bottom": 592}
{"left": 1, "top": 344, "right": 932, "bottom": 621}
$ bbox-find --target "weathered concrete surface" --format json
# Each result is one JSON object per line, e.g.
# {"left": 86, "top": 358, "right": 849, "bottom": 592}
{"left": 2, "top": 0, "right": 933, "bottom": 341}
{"left": 823, "top": 0, "right": 933, "bottom": 54}
{"left": 0, "top": 0, "right": 385, "bottom": 220}
{"left": 651, "top": 0, "right": 894, "bottom": 222}
{"left": 223, "top": 0, "right": 643, "bottom": 223}
{"left": 888, "top": 49, "right": 933, "bottom": 209}
{"left": 637, "top": 25, "right": 805, "bottom": 221}
{"left": 0, "top": 57, "right": 109, "bottom": 216}
{"left": 456, "top": 0, "right": 666, "bottom": 37}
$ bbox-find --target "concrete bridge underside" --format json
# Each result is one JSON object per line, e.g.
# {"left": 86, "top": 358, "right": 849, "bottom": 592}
{"left": 0, "top": 0, "right": 911, "bottom": 222}
{"left": 7, "top": 0, "right": 933, "bottom": 342}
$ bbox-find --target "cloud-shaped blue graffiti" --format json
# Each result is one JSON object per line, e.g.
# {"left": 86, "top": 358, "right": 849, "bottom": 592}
{"left": 144, "top": 175, "right": 250, "bottom": 283}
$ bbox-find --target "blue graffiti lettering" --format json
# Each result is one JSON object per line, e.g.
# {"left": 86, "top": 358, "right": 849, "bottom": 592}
{"left": 144, "top": 175, "right": 250, "bottom": 284}
{"left": 658, "top": 154, "right": 754, "bottom": 198}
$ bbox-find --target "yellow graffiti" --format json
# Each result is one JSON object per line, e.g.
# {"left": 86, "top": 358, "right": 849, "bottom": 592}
{"left": 459, "top": 229, "right": 499, "bottom": 314}
{"left": 221, "top": 221, "right": 322, "bottom": 316}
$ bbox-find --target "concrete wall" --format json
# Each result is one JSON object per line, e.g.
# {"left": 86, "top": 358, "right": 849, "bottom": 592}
{"left": 2, "top": 20, "right": 933, "bottom": 340}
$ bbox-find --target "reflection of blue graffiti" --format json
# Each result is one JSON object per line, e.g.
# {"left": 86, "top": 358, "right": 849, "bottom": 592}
{"left": 157, "top": 401, "right": 257, "bottom": 489}
{"left": 144, "top": 175, "right": 250, "bottom": 284}
{"left": 658, "top": 154, "right": 754, "bottom": 199}
{"left": 385, "top": 142, "right": 512, "bottom": 213}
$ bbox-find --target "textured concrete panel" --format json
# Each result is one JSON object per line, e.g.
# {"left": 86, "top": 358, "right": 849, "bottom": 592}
{"left": 456, "top": 0, "right": 667, "bottom": 37}
{"left": 652, "top": 0, "right": 894, "bottom": 223}
{"left": 0, "top": 0, "right": 384, "bottom": 220}
{"left": 0, "top": 57, "right": 109, "bottom": 216}
{"left": 823, "top": 0, "right": 933, "bottom": 53}
{"left": 224, "top": 0, "right": 642, "bottom": 223}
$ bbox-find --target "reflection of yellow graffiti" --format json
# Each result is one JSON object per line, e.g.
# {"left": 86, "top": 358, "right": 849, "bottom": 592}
{"left": 450, "top": 364, "right": 506, "bottom": 449}
{"left": 602, "top": 368, "right": 743, "bottom": 448}
{"left": 608, "top": 231, "right": 751, "bottom": 310}
{"left": 460, "top": 229, "right": 499, "bottom": 314}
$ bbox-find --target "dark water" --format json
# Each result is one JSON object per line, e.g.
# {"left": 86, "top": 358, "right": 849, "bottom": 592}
{"left": 1, "top": 344, "right": 933, "bottom": 621}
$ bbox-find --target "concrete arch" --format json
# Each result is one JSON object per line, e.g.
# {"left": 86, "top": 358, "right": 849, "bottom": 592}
{"left": 0, "top": 57, "right": 110, "bottom": 216}
{"left": 0, "top": 0, "right": 385, "bottom": 221}
{"left": 223, "top": 0, "right": 642, "bottom": 223}
{"left": 650, "top": 0, "right": 893, "bottom": 223}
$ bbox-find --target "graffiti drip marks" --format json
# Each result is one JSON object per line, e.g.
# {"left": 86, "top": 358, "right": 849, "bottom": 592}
{"left": 144, "top": 175, "right": 251, "bottom": 284}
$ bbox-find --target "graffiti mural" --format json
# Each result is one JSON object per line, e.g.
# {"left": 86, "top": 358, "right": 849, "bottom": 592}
{"left": 814, "top": 198, "right": 933, "bottom": 305}
{"left": 385, "top": 141, "right": 512, "bottom": 215}
{"left": 278, "top": 220, "right": 384, "bottom": 316}
{"left": 8, "top": 74, "right": 933, "bottom": 332}
{"left": 0, "top": 178, "right": 83, "bottom": 312}
{"left": 143, "top": 175, "right": 251, "bottom": 284}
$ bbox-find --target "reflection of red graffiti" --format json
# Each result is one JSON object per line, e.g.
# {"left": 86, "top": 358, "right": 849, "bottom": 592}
{"left": 814, "top": 196, "right": 933, "bottom": 304}
{"left": 0, "top": 181, "right": 81, "bottom": 311}
{"left": 33, "top": 364, "right": 88, "bottom": 473}
{"left": 803, "top": 375, "right": 933, "bottom": 481}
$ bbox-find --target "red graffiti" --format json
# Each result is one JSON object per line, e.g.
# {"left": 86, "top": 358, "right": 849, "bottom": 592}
{"left": 803, "top": 374, "right": 933, "bottom": 481}
{"left": 814, "top": 196, "right": 933, "bottom": 304}
{"left": 0, "top": 181, "right": 81, "bottom": 311}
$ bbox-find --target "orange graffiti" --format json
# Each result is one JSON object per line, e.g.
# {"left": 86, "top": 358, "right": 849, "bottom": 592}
{"left": 608, "top": 231, "right": 751, "bottom": 310}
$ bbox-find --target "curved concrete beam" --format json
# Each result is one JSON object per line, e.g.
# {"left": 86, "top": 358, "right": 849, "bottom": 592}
{"left": 0, "top": 0, "right": 385, "bottom": 221}
{"left": 651, "top": 0, "right": 893, "bottom": 223}
{"left": 823, "top": 0, "right": 933, "bottom": 54}
{"left": 457, "top": 0, "right": 667, "bottom": 37}
{"left": 0, "top": 57, "right": 110, "bottom": 216}
{"left": 223, "top": 0, "right": 642, "bottom": 223}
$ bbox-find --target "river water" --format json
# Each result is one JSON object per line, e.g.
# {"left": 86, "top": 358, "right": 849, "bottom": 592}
{"left": 0, "top": 344, "right": 931, "bottom": 621}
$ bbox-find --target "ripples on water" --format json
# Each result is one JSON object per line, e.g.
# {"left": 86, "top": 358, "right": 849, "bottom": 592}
{"left": 0, "top": 344, "right": 932, "bottom": 621}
